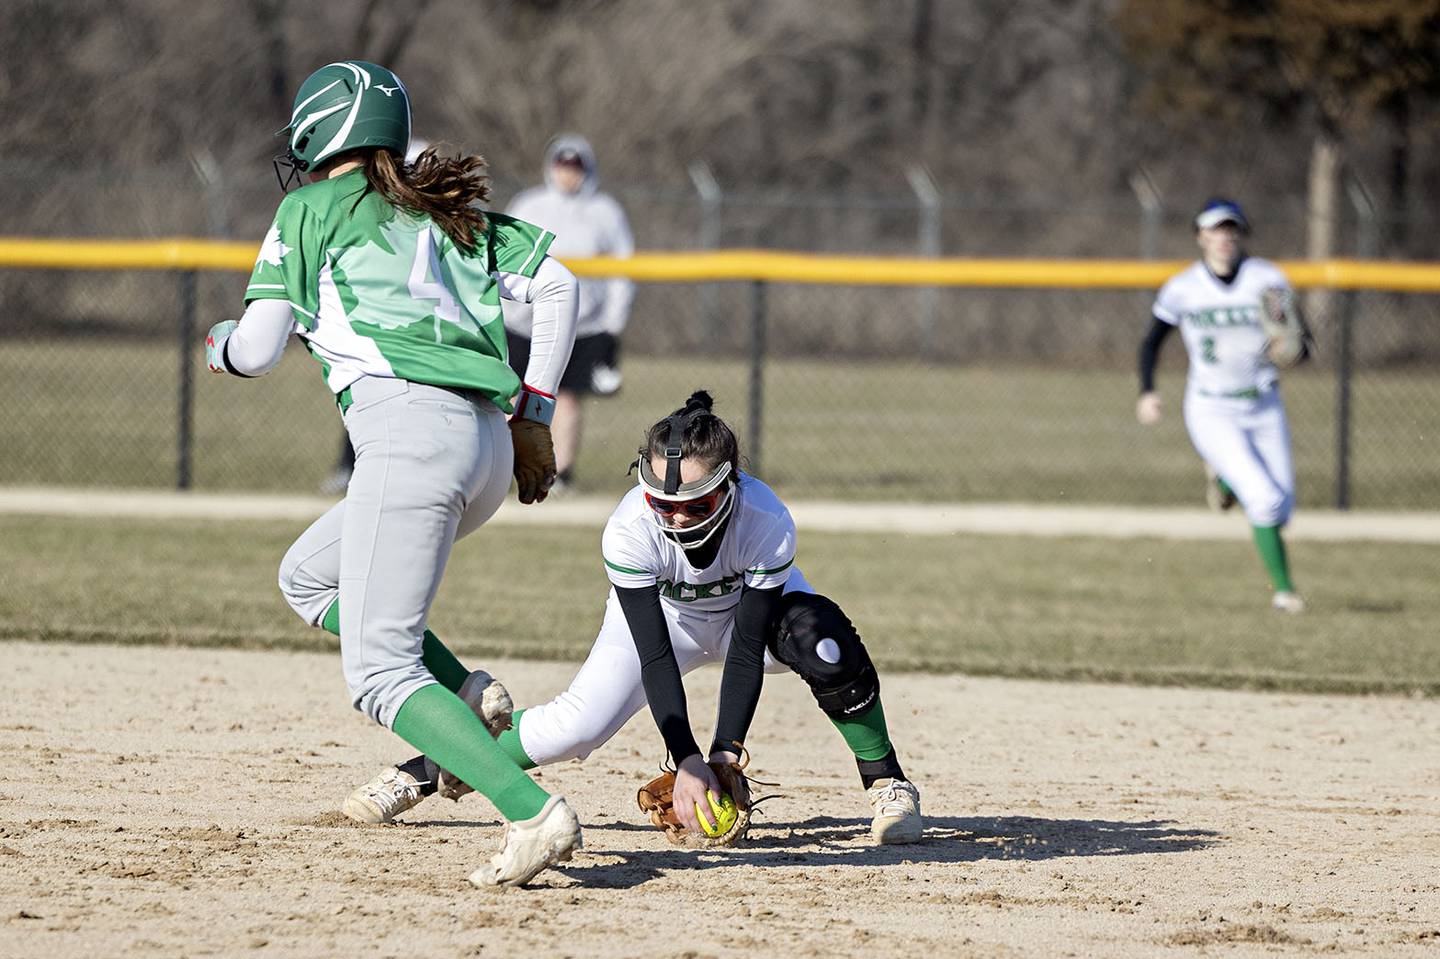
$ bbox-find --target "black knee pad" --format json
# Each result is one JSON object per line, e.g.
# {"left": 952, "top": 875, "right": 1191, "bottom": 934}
{"left": 769, "top": 593, "right": 880, "bottom": 720}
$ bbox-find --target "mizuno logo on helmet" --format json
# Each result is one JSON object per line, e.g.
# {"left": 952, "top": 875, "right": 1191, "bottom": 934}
{"left": 375, "top": 84, "right": 399, "bottom": 97}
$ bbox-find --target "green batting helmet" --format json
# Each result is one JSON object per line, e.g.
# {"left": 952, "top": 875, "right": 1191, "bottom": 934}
{"left": 281, "top": 61, "right": 411, "bottom": 171}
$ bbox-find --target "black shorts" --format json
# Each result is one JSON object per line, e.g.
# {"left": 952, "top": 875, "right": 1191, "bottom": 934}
{"left": 506, "top": 331, "right": 620, "bottom": 396}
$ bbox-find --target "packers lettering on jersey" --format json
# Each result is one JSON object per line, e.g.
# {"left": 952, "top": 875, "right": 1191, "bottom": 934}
{"left": 1182, "top": 306, "right": 1260, "bottom": 330}
{"left": 656, "top": 573, "right": 745, "bottom": 603}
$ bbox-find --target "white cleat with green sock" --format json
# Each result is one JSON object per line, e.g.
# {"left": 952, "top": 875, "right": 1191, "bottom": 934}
{"left": 343, "top": 766, "right": 428, "bottom": 824}
{"left": 1271, "top": 591, "right": 1306, "bottom": 614}
{"left": 867, "top": 778, "right": 923, "bottom": 844}
{"left": 469, "top": 795, "right": 582, "bottom": 888}
{"left": 342, "top": 671, "right": 514, "bottom": 822}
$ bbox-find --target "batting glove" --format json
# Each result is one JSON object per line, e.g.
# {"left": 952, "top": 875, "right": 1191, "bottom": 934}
{"left": 510, "top": 385, "right": 557, "bottom": 504}
{"left": 205, "top": 320, "right": 239, "bottom": 374}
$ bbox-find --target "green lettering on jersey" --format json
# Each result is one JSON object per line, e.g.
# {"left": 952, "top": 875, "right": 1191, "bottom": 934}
{"left": 1183, "top": 306, "right": 1259, "bottom": 329}
{"left": 656, "top": 573, "right": 744, "bottom": 602}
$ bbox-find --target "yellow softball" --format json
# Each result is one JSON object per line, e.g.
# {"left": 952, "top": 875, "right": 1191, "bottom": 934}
{"left": 696, "top": 789, "right": 739, "bottom": 837}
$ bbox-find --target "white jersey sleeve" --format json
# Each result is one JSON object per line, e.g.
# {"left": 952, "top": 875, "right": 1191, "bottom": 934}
{"left": 740, "top": 510, "right": 796, "bottom": 590}
{"left": 1152, "top": 275, "right": 1183, "bottom": 325}
{"left": 494, "top": 256, "right": 578, "bottom": 395}
{"left": 601, "top": 495, "right": 662, "bottom": 588}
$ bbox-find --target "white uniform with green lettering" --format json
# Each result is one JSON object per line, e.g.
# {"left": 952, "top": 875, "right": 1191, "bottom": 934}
{"left": 1152, "top": 257, "right": 1296, "bottom": 527}
{"left": 258, "top": 170, "right": 559, "bottom": 728}
{"left": 515, "top": 474, "right": 807, "bottom": 765}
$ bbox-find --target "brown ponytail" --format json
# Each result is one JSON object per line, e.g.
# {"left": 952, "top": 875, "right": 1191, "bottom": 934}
{"left": 361, "top": 146, "right": 491, "bottom": 254}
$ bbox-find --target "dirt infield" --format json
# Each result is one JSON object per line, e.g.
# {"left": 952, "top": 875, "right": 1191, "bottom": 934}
{"left": 2, "top": 642, "right": 1436, "bottom": 958}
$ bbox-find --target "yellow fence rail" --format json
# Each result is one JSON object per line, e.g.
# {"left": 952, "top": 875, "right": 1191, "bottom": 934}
{"left": 4, "top": 237, "right": 1440, "bottom": 292}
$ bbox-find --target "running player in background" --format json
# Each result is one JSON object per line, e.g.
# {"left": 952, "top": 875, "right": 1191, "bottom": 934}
{"left": 1137, "top": 198, "right": 1309, "bottom": 613}
{"left": 503, "top": 134, "right": 634, "bottom": 492}
{"left": 346, "top": 391, "right": 924, "bottom": 845}
{"left": 204, "top": 60, "right": 582, "bottom": 886}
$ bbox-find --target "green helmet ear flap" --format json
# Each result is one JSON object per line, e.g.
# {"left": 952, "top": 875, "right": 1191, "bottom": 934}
{"left": 279, "top": 60, "right": 411, "bottom": 176}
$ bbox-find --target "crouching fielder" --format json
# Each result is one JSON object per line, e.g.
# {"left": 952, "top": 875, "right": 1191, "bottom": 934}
{"left": 1136, "top": 198, "right": 1311, "bottom": 613}
{"left": 206, "top": 60, "right": 583, "bottom": 887}
{"left": 348, "top": 391, "right": 924, "bottom": 844}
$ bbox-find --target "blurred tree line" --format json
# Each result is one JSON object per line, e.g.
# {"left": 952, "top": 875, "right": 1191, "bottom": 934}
{"left": 2, "top": 0, "right": 1439, "bottom": 257}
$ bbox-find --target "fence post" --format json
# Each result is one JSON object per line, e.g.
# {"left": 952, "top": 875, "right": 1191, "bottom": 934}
{"left": 1334, "top": 177, "right": 1378, "bottom": 509}
{"left": 689, "top": 161, "right": 722, "bottom": 338}
{"left": 189, "top": 146, "right": 231, "bottom": 238}
{"left": 1129, "top": 169, "right": 1162, "bottom": 261}
{"left": 906, "top": 165, "right": 941, "bottom": 355}
{"left": 748, "top": 280, "right": 766, "bottom": 476}
{"left": 1130, "top": 170, "right": 1163, "bottom": 317}
{"left": 177, "top": 270, "right": 196, "bottom": 490}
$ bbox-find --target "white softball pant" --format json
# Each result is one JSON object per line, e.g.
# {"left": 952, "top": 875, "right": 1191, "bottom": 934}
{"left": 517, "top": 569, "right": 815, "bottom": 766}
{"left": 278, "top": 376, "right": 513, "bottom": 728}
{"left": 1184, "top": 386, "right": 1295, "bottom": 527}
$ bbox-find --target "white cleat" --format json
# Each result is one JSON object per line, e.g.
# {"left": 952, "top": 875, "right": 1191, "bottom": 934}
{"left": 867, "top": 778, "right": 923, "bottom": 845}
{"left": 436, "top": 671, "right": 515, "bottom": 801}
{"left": 1204, "top": 464, "right": 1236, "bottom": 512}
{"left": 343, "top": 766, "right": 428, "bottom": 825}
{"left": 468, "top": 795, "right": 582, "bottom": 889}
{"left": 1272, "top": 591, "right": 1306, "bottom": 614}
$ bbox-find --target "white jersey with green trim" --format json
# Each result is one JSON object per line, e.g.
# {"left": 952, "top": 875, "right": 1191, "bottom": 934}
{"left": 1152, "top": 257, "right": 1291, "bottom": 396}
{"left": 602, "top": 473, "right": 796, "bottom": 615}
{"left": 244, "top": 169, "right": 554, "bottom": 410}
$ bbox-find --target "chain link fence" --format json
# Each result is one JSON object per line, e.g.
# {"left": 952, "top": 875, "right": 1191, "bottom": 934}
{"left": 2, "top": 256, "right": 1437, "bottom": 508}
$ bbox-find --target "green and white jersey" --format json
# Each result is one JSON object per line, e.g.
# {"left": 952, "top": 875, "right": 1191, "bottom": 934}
{"left": 1152, "top": 257, "right": 1291, "bottom": 397}
{"left": 601, "top": 474, "right": 796, "bottom": 614}
{"left": 244, "top": 169, "right": 554, "bottom": 410}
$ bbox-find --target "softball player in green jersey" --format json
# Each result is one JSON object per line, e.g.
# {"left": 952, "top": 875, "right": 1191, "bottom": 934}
{"left": 204, "top": 60, "right": 583, "bottom": 887}
{"left": 1137, "top": 198, "right": 1308, "bottom": 614}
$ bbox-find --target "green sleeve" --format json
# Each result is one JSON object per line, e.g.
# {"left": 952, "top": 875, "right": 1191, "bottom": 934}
{"left": 486, "top": 212, "right": 555, "bottom": 279}
{"left": 244, "top": 194, "right": 324, "bottom": 330}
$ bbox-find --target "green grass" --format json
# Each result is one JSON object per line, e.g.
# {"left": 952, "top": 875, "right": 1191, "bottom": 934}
{"left": 2, "top": 339, "right": 1437, "bottom": 507}
{"left": 2, "top": 514, "right": 1435, "bottom": 696}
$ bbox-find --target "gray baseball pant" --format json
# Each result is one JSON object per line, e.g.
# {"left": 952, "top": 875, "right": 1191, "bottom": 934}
{"left": 278, "top": 376, "right": 513, "bottom": 728}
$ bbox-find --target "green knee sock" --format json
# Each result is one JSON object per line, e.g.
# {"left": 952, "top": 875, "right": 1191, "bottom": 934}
{"left": 831, "top": 700, "right": 894, "bottom": 762}
{"left": 1252, "top": 525, "right": 1295, "bottom": 593}
{"left": 391, "top": 685, "right": 549, "bottom": 821}
{"left": 496, "top": 708, "right": 538, "bottom": 770}
{"left": 1218, "top": 477, "right": 1235, "bottom": 500}
{"left": 420, "top": 631, "right": 470, "bottom": 693}
{"left": 321, "top": 600, "right": 469, "bottom": 694}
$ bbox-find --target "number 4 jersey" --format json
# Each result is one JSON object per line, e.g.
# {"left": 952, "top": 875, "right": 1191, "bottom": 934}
{"left": 1151, "top": 257, "right": 1292, "bottom": 397}
{"left": 244, "top": 168, "right": 554, "bottom": 410}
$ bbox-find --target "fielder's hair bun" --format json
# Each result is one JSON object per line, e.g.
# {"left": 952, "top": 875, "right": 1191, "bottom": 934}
{"left": 684, "top": 390, "right": 715, "bottom": 413}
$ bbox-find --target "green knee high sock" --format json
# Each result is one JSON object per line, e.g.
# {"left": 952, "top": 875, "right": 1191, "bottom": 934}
{"left": 391, "top": 685, "right": 549, "bottom": 821}
{"left": 831, "top": 700, "right": 894, "bottom": 762}
{"left": 1251, "top": 525, "right": 1295, "bottom": 593}
{"left": 496, "top": 708, "right": 538, "bottom": 770}
{"left": 321, "top": 600, "right": 469, "bottom": 693}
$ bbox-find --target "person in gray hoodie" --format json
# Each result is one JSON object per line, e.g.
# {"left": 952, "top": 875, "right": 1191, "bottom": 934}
{"left": 504, "top": 134, "right": 635, "bottom": 490}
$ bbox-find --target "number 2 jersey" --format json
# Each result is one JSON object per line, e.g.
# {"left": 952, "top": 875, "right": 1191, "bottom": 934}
{"left": 1151, "top": 256, "right": 1292, "bottom": 396}
{"left": 244, "top": 168, "right": 554, "bottom": 410}
{"left": 601, "top": 473, "right": 797, "bottom": 614}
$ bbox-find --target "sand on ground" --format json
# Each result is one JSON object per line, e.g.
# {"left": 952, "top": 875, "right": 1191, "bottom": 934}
{"left": 1, "top": 641, "right": 1436, "bottom": 958}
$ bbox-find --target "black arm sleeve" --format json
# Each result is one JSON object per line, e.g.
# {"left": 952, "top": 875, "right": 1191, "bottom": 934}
{"left": 1138, "top": 315, "right": 1174, "bottom": 394}
{"left": 613, "top": 584, "right": 701, "bottom": 763}
{"left": 711, "top": 584, "right": 783, "bottom": 756}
